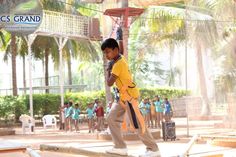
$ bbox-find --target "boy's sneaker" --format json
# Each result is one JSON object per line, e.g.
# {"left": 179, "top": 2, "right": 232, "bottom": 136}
{"left": 139, "top": 150, "right": 161, "bottom": 157}
{"left": 106, "top": 148, "right": 128, "bottom": 156}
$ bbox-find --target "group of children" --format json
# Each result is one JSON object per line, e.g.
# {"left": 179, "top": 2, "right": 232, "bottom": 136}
{"left": 86, "top": 99, "right": 105, "bottom": 133}
{"left": 61, "top": 95, "right": 172, "bottom": 132}
{"left": 139, "top": 96, "right": 173, "bottom": 128}
{"left": 63, "top": 101, "right": 81, "bottom": 132}
{"left": 62, "top": 99, "right": 105, "bottom": 133}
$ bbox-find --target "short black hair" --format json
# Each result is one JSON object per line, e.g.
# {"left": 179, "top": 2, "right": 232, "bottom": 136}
{"left": 69, "top": 101, "right": 73, "bottom": 106}
{"left": 101, "top": 38, "right": 119, "bottom": 51}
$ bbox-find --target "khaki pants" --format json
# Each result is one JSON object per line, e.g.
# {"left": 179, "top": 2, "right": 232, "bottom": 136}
{"left": 88, "top": 118, "right": 94, "bottom": 132}
{"left": 107, "top": 102, "right": 159, "bottom": 151}
{"left": 97, "top": 117, "right": 104, "bottom": 131}
{"left": 156, "top": 112, "right": 163, "bottom": 127}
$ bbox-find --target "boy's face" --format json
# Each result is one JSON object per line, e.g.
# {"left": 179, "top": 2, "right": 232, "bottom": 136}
{"left": 103, "top": 47, "right": 119, "bottom": 60}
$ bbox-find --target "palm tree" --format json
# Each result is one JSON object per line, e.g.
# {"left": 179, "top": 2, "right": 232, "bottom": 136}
{"left": 130, "top": 1, "right": 220, "bottom": 115}
{"left": 17, "top": 37, "right": 28, "bottom": 94}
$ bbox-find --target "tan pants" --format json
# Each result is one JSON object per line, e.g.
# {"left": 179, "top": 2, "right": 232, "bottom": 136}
{"left": 146, "top": 113, "right": 151, "bottom": 128}
{"left": 65, "top": 117, "right": 72, "bottom": 131}
{"left": 156, "top": 112, "right": 163, "bottom": 127}
{"left": 107, "top": 102, "right": 158, "bottom": 151}
{"left": 88, "top": 118, "right": 94, "bottom": 132}
{"left": 97, "top": 117, "right": 104, "bottom": 131}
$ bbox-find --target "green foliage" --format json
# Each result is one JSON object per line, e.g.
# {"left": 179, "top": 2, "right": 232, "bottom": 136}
{"left": 0, "top": 96, "right": 27, "bottom": 120}
{"left": 0, "top": 88, "right": 188, "bottom": 120}
{"left": 65, "top": 91, "right": 106, "bottom": 111}
{"left": 139, "top": 88, "right": 189, "bottom": 100}
{"left": 24, "top": 94, "right": 61, "bottom": 116}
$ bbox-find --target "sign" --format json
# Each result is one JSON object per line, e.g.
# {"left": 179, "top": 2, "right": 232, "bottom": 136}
{"left": 0, "top": 0, "right": 43, "bottom": 35}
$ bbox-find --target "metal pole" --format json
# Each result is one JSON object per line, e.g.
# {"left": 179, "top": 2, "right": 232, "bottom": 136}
{"left": 54, "top": 37, "right": 68, "bottom": 126}
{"left": 25, "top": 35, "right": 36, "bottom": 118}
{"left": 59, "top": 37, "right": 64, "bottom": 123}
{"left": 121, "top": 0, "right": 129, "bottom": 60}
{"left": 185, "top": 0, "right": 189, "bottom": 137}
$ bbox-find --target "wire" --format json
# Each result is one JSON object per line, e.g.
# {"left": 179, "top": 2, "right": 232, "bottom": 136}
{"left": 57, "top": 0, "right": 104, "bottom": 13}
{"left": 55, "top": 0, "right": 236, "bottom": 23}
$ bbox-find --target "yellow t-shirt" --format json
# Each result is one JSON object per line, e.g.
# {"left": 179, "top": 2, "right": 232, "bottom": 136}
{"left": 111, "top": 56, "right": 140, "bottom": 100}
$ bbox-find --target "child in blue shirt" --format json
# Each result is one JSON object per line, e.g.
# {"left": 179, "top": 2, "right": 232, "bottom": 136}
{"left": 154, "top": 96, "right": 164, "bottom": 128}
{"left": 86, "top": 103, "right": 95, "bottom": 133}
{"left": 65, "top": 101, "right": 73, "bottom": 131}
{"left": 163, "top": 98, "right": 173, "bottom": 122}
{"left": 145, "top": 98, "right": 151, "bottom": 128}
{"left": 139, "top": 99, "right": 147, "bottom": 116}
{"left": 72, "top": 103, "right": 81, "bottom": 132}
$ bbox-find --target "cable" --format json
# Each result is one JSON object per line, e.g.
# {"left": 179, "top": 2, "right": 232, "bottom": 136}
{"left": 55, "top": 0, "right": 236, "bottom": 23}
{"left": 57, "top": 0, "right": 104, "bottom": 13}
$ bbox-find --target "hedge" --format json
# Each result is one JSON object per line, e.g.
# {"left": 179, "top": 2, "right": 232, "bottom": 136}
{"left": 0, "top": 88, "right": 189, "bottom": 120}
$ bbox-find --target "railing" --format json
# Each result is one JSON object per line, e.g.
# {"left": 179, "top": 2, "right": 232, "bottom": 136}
{"left": 36, "top": 10, "right": 100, "bottom": 40}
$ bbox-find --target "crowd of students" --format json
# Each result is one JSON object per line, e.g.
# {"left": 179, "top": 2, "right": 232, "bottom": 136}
{"left": 61, "top": 99, "right": 108, "bottom": 133}
{"left": 60, "top": 96, "right": 172, "bottom": 133}
{"left": 139, "top": 96, "right": 173, "bottom": 128}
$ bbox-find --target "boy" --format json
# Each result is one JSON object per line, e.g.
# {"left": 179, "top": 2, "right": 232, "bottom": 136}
{"left": 101, "top": 38, "right": 159, "bottom": 157}
{"left": 154, "top": 96, "right": 164, "bottom": 128}
{"left": 65, "top": 101, "right": 73, "bottom": 131}
{"left": 163, "top": 98, "right": 173, "bottom": 122}
{"left": 72, "top": 103, "right": 81, "bottom": 132}
{"left": 95, "top": 101, "right": 105, "bottom": 131}
{"left": 150, "top": 99, "right": 156, "bottom": 129}
{"left": 86, "top": 103, "right": 95, "bottom": 133}
{"left": 145, "top": 98, "right": 151, "bottom": 128}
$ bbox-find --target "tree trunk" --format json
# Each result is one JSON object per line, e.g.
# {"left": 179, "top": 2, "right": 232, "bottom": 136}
{"left": 23, "top": 55, "right": 26, "bottom": 94}
{"left": 11, "top": 34, "right": 18, "bottom": 96}
{"left": 196, "top": 42, "right": 211, "bottom": 115}
{"left": 169, "top": 42, "right": 174, "bottom": 86}
{"left": 67, "top": 51, "right": 72, "bottom": 92}
{"left": 81, "top": 70, "right": 84, "bottom": 91}
{"left": 103, "top": 54, "right": 112, "bottom": 104}
{"left": 45, "top": 48, "right": 49, "bottom": 93}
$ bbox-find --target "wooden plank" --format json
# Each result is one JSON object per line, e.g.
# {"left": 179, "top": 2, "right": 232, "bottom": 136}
{"left": 0, "top": 141, "right": 28, "bottom": 153}
{"left": 40, "top": 144, "right": 136, "bottom": 157}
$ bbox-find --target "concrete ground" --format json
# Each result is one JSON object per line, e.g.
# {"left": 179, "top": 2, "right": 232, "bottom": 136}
{"left": 1, "top": 118, "right": 236, "bottom": 157}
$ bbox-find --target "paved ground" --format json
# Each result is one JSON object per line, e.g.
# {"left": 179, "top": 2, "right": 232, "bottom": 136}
{"left": 1, "top": 118, "right": 236, "bottom": 157}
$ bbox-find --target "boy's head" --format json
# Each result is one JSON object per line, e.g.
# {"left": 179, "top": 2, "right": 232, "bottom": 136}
{"left": 95, "top": 99, "right": 99, "bottom": 104}
{"left": 69, "top": 101, "right": 73, "bottom": 107}
{"left": 101, "top": 38, "right": 119, "bottom": 60}
{"left": 88, "top": 103, "right": 93, "bottom": 108}
{"left": 164, "top": 98, "right": 168, "bottom": 102}
{"left": 155, "top": 95, "right": 159, "bottom": 101}
{"left": 75, "top": 103, "right": 79, "bottom": 108}
{"left": 64, "top": 102, "right": 68, "bottom": 107}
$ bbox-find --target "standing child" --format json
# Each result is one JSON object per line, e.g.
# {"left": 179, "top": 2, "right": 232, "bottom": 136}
{"left": 65, "top": 102, "right": 73, "bottom": 131}
{"left": 101, "top": 38, "right": 159, "bottom": 156}
{"left": 95, "top": 101, "right": 105, "bottom": 132}
{"left": 154, "top": 96, "right": 164, "bottom": 128}
{"left": 150, "top": 99, "right": 156, "bottom": 128}
{"left": 139, "top": 99, "right": 147, "bottom": 121}
{"left": 145, "top": 98, "right": 151, "bottom": 128}
{"left": 72, "top": 103, "right": 81, "bottom": 132}
{"left": 86, "top": 103, "right": 95, "bottom": 133}
{"left": 163, "top": 98, "right": 173, "bottom": 122}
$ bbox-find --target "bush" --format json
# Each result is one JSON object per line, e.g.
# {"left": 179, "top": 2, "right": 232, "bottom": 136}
{"left": 139, "top": 87, "right": 189, "bottom": 100}
{"left": 65, "top": 91, "right": 106, "bottom": 111}
{"left": 24, "top": 94, "right": 61, "bottom": 116}
{"left": 0, "top": 87, "right": 189, "bottom": 120}
{"left": 0, "top": 96, "right": 27, "bottom": 121}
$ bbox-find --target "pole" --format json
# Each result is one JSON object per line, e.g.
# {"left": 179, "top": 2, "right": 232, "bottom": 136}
{"left": 25, "top": 34, "right": 37, "bottom": 118}
{"left": 54, "top": 37, "right": 68, "bottom": 129}
{"left": 185, "top": 0, "right": 189, "bottom": 137}
{"left": 121, "top": 0, "right": 129, "bottom": 60}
